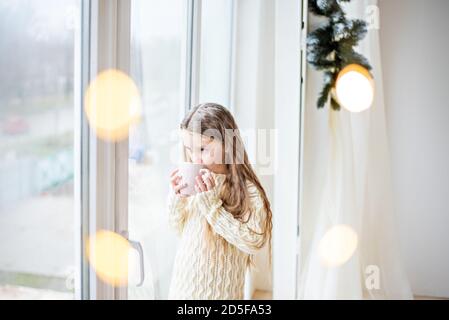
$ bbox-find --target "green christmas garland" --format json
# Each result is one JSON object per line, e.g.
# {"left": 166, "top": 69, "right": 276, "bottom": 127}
{"left": 307, "top": 0, "right": 372, "bottom": 110}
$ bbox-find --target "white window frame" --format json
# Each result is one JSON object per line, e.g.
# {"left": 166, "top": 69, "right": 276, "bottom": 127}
{"left": 74, "top": 0, "right": 92, "bottom": 300}
{"left": 90, "top": 0, "right": 131, "bottom": 300}
{"left": 182, "top": 0, "right": 202, "bottom": 112}
{"left": 296, "top": 0, "right": 308, "bottom": 300}
{"left": 273, "top": 0, "right": 306, "bottom": 299}
{"left": 75, "top": 0, "right": 131, "bottom": 300}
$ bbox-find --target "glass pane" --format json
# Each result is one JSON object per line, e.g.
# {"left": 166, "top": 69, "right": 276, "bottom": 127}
{"left": 199, "top": 0, "right": 234, "bottom": 106}
{"left": 0, "top": 0, "right": 80, "bottom": 299}
{"left": 128, "top": 0, "right": 185, "bottom": 299}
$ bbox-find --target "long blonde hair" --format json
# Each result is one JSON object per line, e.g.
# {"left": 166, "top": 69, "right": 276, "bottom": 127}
{"left": 180, "top": 103, "right": 273, "bottom": 269}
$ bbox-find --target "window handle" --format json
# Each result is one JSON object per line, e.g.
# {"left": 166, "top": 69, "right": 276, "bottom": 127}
{"left": 121, "top": 231, "right": 145, "bottom": 287}
{"left": 129, "top": 239, "right": 145, "bottom": 287}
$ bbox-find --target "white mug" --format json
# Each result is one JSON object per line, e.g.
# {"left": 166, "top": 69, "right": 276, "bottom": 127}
{"left": 178, "top": 162, "right": 204, "bottom": 196}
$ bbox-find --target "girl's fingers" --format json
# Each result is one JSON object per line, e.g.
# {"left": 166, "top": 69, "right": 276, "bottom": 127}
{"left": 195, "top": 176, "right": 206, "bottom": 192}
{"left": 195, "top": 177, "right": 204, "bottom": 192}
{"left": 174, "top": 182, "right": 187, "bottom": 193}
{"left": 203, "top": 176, "right": 214, "bottom": 190}
{"left": 199, "top": 169, "right": 213, "bottom": 181}
{"left": 194, "top": 170, "right": 215, "bottom": 191}
{"left": 170, "top": 174, "right": 179, "bottom": 183}
{"left": 170, "top": 175, "right": 181, "bottom": 187}
{"left": 170, "top": 168, "right": 179, "bottom": 177}
{"left": 208, "top": 178, "right": 216, "bottom": 190}
{"left": 199, "top": 169, "right": 215, "bottom": 190}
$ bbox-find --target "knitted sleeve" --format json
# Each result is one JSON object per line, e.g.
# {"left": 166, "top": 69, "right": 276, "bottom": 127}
{"left": 167, "top": 191, "right": 189, "bottom": 235}
{"left": 194, "top": 182, "right": 268, "bottom": 255}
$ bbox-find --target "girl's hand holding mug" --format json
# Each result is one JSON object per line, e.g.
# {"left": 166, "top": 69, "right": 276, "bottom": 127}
{"left": 170, "top": 168, "right": 187, "bottom": 197}
{"left": 194, "top": 169, "right": 215, "bottom": 193}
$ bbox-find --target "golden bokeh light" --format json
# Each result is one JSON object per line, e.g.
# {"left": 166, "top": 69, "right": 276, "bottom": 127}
{"left": 318, "top": 224, "right": 358, "bottom": 268}
{"left": 84, "top": 69, "right": 142, "bottom": 141}
{"left": 86, "top": 230, "right": 130, "bottom": 287}
{"left": 336, "top": 64, "right": 374, "bottom": 113}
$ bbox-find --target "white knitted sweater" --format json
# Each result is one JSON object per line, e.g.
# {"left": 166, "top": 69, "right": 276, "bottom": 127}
{"left": 167, "top": 172, "right": 267, "bottom": 300}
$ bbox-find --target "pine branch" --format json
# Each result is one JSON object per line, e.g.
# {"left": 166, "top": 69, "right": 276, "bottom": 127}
{"left": 317, "top": 71, "right": 336, "bottom": 108}
{"left": 330, "top": 95, "right": 341, "bottom": 110}
{"left": 308, "top": 0, "right": 325, "bottom": 16}
{"left": 307, "top": 0, "right": 373, "bottom": 110}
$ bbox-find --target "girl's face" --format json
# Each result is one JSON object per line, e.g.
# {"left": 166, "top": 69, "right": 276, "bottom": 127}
{"left": 181, "top": 129, "right": 223, "bottom": 167}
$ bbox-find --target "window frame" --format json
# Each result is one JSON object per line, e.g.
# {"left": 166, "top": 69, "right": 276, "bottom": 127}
{"left": 74, "top": 0, "right": 92, "bottom": 300}
{"left": 77, "top": 0, "right": 273, "bottom": 300}
{"left": 77, "top": 0, "right": 199, "bottom": 300}
{"left": 76, "top": 0, "right": 131, "bottom": 300}
{"left": 183, "top": 0, "right": 201, "bottom": 112}
{"left": 273, "top": 0, "right": 305, "bottom": 299}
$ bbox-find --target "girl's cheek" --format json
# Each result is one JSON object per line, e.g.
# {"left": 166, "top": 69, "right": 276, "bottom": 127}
{"left": 201, "top": 155, "right": 212, "bottom": 165}
{"left": 210, "top": 148, "right": 223, "bottom": 164}
{"left": 202, "top": 150, "right": 217, "bottom": 165}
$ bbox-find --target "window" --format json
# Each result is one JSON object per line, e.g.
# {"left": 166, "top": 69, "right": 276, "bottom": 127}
{"left": 0, "top": 0, "right": 240, "bottom": 300}
{"left": 198, "top": 0, "right": 235, "bottom": 107}
{"left": 128, "top": 0, "right": 186, "bottom": 299}
{"left": 0, "top": 0, "right": 80, "bottom": 299}
{"left": 126, "top": 0, "right": 236, "bottom": 299}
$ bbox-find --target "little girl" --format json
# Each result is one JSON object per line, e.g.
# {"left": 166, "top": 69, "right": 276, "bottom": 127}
{"left": 166, "top": 103, "right": 272, "bottom": 300}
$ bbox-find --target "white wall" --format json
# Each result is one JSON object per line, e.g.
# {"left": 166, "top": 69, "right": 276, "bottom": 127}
{"left": 379, "top": 0, "right": 449, "bottom": 298}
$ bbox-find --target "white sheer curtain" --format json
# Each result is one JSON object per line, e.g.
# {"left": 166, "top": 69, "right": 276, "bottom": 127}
{"left": 298, "top": 0, "right": 413, "bottom": 299}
